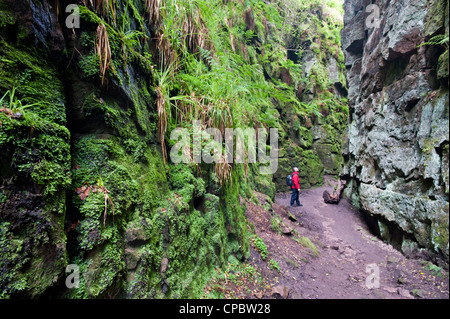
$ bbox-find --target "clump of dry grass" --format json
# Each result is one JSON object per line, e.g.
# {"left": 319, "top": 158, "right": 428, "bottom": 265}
{"left": 155, "top": 59, "right": 175, "bottom": 164}
{"left": 95, "top": 23, "right": 112, "bottom": 86}
{"left": 145, "top": 0, "right": 161, "bottom": 25}
{"left": 214, "top": 154, "right": 232, "bottom": 186}
{"left": 83, "top": 0, "right": 116, "bottom": 24}
{"left": 99, "top": 185, "right": 115, "bottom": 227}
{"left": 156, "top": 85, "right": 168, "bottom": 163}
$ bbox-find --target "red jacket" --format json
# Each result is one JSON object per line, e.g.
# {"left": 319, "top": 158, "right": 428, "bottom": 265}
{"left": 292, "top": 171, "right": 300, "bottom": 189}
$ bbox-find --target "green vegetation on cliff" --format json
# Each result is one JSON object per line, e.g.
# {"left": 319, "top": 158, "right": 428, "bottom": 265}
{"left": 0, "top": 0, "right": 348, "bottom": 298}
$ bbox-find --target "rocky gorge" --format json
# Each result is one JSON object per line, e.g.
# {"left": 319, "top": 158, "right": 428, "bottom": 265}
{"left": 0, "top": 0, "right": 448, "bottom": 300}
{"left": 0, "top": 0, "right": 350, "bottom": 298}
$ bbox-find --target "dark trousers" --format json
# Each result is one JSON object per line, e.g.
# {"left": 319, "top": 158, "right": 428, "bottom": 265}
{"left": 290, "top": 188, "right": 300, "bottom": 206}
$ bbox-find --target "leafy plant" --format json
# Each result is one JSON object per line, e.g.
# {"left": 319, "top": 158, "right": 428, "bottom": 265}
{"left": 418, "top": 34, "right": 449, "bottom": 51}
{"left": 0, "top": 87, "right": 40, "bottom": 115}
{"left": 0, "top": 87, "right": 45, "bottom": 130}
{"left": 253, "top": 235, "right": 268, "bottom": 260}
{"left": 117, "top": 1, "right": 148, "bottom": 65}
{"left": 422, "top": 261, "right": 446, "bottom": 278}
{"left": 418, "top": 33, "right": 449, "bottom": 67}
{"left": 268, "top": 259, "right": 280, "bottom": 272}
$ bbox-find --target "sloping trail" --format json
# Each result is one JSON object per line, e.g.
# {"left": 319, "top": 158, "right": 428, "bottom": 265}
{"left": 244, "top": 176, "right": 449, "bottom": 299}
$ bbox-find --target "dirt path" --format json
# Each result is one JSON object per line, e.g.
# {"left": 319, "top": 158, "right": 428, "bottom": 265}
{"left": 242, "top": 177, "right": 449, "bottom": 299}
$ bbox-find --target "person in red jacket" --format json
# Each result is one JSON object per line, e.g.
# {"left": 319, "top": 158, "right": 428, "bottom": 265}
{"left": 290, "top": 167, "right": 303, "bottom": 207}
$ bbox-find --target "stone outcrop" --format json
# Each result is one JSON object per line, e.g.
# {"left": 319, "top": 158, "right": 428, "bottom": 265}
{"left": 341, "top": 0, "right": 449, "bottom": 263}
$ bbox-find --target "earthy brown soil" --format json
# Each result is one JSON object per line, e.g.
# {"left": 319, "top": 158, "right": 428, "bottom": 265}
{"left": 240, "top": 177, "right": 449, "bottom": 299}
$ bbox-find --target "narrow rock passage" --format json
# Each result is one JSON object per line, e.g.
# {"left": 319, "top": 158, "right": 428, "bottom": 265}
{"left": 244, "top": 177, "right": 449, "bottom": 299}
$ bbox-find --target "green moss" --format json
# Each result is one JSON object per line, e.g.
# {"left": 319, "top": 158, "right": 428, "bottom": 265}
{"left": 134, "top": 164, "right": 254, "bottom": 298}
{"left": 0, "top": 209, "right": 67, "bottom": 298}
{"left": 298, "top": 126, "right": 313, "bottom": 148}
{"left": 168, "top": 163, "right": 206, "bottom": 204}
{"left": 66, "top": 229, "right": 125, "bottom": 298}
{"left": 78, "top": 52, "right": 101, "bottom": 79}
{"left": 294, "top": 233, "right": 318, "bottom": 257}
{"left": 132, "top": 147, "right": 168, "bottom": 213}
{"left": 72, "top": 137, "right": 121, "bottom": 180}
{"left": 71, "top": 134, "right": 166, "bottom": 220}
{"left": 0, "top": 5, "right": 14, "bottom": 28}
{"left": 300, "top": 149, "right": 324, "bottom": 187}
{"left": 0, "top": 41, "right": 66, "bottom": 125}
{"left": 67, "top": 128, "right": 172, "bottom": 297}
{"left": 31, "top": 159, "right": 71, "bottom": 196}
{"left": 221, "top": 167, "right": 250, "bottom": 260}
{"left": 76, "top": 192, "right": 105, "bottom": 250}
{"left": 0, "top": 28, "right": 70, "bottom": 297}
{"left": 253, "top": 173, "right": 276, "bottom": 200}
{"left": 437, "top": 49, "right": 449, "bottom": 80}
{"left": 155, "top": 204, "right": 219, "bottom": 298}
{"left": 127, "top": 79, "right": 155, "bottom": 137}
{"left": 0, "top": 38, "right": 71, "bottom": 196}
{"left": 0, "top": 222, "right": 25, "bottom": 298}
{"left": 276, "top": 143, "right": 324, "bottom": 188}
{"left": 431, "top": 204, "right": 449, "bottom": 260}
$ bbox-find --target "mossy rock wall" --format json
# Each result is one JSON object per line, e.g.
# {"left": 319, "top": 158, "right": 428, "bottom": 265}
{"left": 272, "top": 1, "right": 348, "bottom": 191}
{"left": 0, "top": 0, "right": 70, "bottom": 297}
{"left": 0, "top": 0, "right": 350, "bottom": 298}
{"left": 0, "top": 0, "right": 250, "bottom": 298}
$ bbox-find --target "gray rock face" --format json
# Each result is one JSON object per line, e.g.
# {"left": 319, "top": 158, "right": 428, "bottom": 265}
{"left": 341, "top": 0, "right": 449, "bottom": 263}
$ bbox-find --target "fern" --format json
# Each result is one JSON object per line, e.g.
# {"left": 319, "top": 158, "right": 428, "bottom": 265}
{"left": 419, "top": 34, "right": 449, "bottom": 50}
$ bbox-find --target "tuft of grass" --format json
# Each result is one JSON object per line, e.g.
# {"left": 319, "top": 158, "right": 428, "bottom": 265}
{"left": 285, "top": 257, "right": 298, "bottom": 268}
{"left": 145, "top": 0, "right": 161, "bottom": 24}
{"left": 155, "top": 60, "right": 175, "bottom": 164}
{"left": 95, "top": 22, "right": 113, "bottom": 86}
{"left": 268, "top": 259, "right": 280, "bottom": 272}
{"left": 294, "top": 232, "right": 318, "bottom": 257}
{"left": 270, "top": 215, "right": 283, "bottom": 234}
{"left": 0, "top": 87, "right": 41, "bottom": 114}
{"left": 214, "top": 154, "right": 232, "bottom": 186}
{"left": 83, "top": 0, "right": 116, "bottom": 24}
{"left": 0, "top": 87, "right": 49, "bottom": 131}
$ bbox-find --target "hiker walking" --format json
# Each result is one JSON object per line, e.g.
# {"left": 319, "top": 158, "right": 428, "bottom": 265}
{"left": 290, "top": 167, "right": 302, "bottom": 207}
